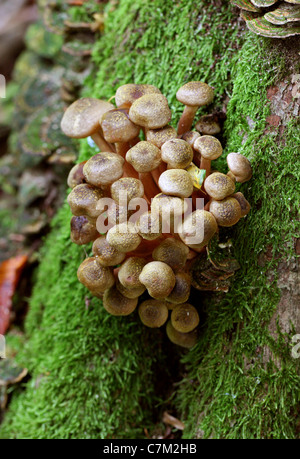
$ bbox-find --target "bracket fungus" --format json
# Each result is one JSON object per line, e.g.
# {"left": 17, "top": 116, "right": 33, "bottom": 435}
{"left": 62, "top": 82, "right": 253, "bottom": 347}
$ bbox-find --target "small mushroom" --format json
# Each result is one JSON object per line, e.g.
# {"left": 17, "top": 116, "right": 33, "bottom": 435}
{"left": 118, "top": 257, "right": 147, "bottom": 290}
{"left": 209, "top": 197, "right": 242, "bottom": 227}
{"left": 145, "top": 125, "right": 178, "bottom": 148}
{"left": 126, "top": 141, "right": 162, "bottom": 173}
{"left": 158, "top": 169, "right": 194, "bottom": 198}
{"left": 194, "top": 135, "right": 223, "bottom": 176}
{"left": 116, "top": 279, "right": 146, "bottom": 299}
{"left": 204, "top": 172, "right": 235, "bottom": 200}
{"left": 151, "top": 193, "right": 189, "bottom": 234}
{"left": 110, "top": 177, "right": 144, "bottom": 205}
{"left": 67, "top": 183, "right": 105, "bottom": 218}
{"left": 139, "top": 261, "right": 176, "bottom": 299}
{"left": 135, "top": 211, "right": 162, "bottom": 240}
{"left": 161, "top": 139, "right": 193, "bottom": 169}
{"left": 152, "top": 238, "right": 190, "bottom": 272}
{"left": 70, "top": 215, "right": 99, "bottom": 245}
{"left": 83, "top": 152, "right": 124, "bottom": 187}
{"left": 226, "top": 153, "right": 252, "bottom": 183}
{"left": 171, "top": 303, "right": 199, "bottom": 333}
{"left": 195, "top": 114, "right": 221, "bottom": 136}
{"left": 166, "top": 321, "right": 198, "bottom": 348}
{"left": 60, "top": 98, "right": 114, "bottom": 151}
{"left": 77, "top": 257, "right": 115, "bottom": 293}
{"left": 176, "top": 81, "right": 214, "bottom": 135}
{"left": 115, "top": 83, "right": 162, "bottom": 108}
{"left": 129, "top": 94, "right": 172, "bottom": 129}
{"left": 138, "top": 300, "right": 169, "bottom": 328}
{"left": 67, "top": 161, "right": 87, "bottom": 188}
{"left": 103, "top": 286, "right": 138, "bottom": 316}
{"left": 106, "top": 222, "right": 142, "bottom": 253}
{"left": 178, "top": 209, "right": 218, "bottom": 252}
{"left": 232, "top": 192, "right": 251, "bottom": 217}
{"left": 166, "top": 271, "right": 191, "bottom": 305}
{"left": 92, "top": 236, "right": 126, "bottom": 266}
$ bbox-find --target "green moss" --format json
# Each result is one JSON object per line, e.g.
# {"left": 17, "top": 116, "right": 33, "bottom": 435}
{"left": 1, "top": 0, "right": 299, "bottom": 439}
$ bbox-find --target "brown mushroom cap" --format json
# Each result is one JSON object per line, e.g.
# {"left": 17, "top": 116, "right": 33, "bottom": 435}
{"left": 126, "top": 141, "right": 162, "bottom": 173}
{"left": 161, "top": 138, "right": 193, "bottom": 169}
{"left": 77, "top": 257, "right": 115, "bottom": 293}
{"left": 92, "top": 236, "right": 126, "bottom": 266}
{"left": 83, "top": 152, "right": 124, "bottom": 187}
{"left": 226, "top": 153, "right": 252, "bottom": 183}
{"left": 103, "top": 286, "right": 138, "bottom": 316}
{"left": 194, "top": 135, "right": 223, "bottom": 160}
{"left": 61, "top": 98, "right": 114, "bottom": 138}
{"left": 67, "top": 183, "right": 104, "bottom": 218}
{"left": 181, "top": 131, "right": 201, "bottom": 147}
{"left": 110, "top": 178, "right": 144, "bottom": 205}
{"left": 67, "top": 161, "right": 87, "bottom": 188}
{"left": 129, "top": 94, "right": 171, "bottom": 129}
{"left": 100, "top": 109, "right": 140, "bottom": 143}
{"left": 232, "top": 192, "right": 251, "bottom": 217}
{"left": 104, "top": 203, "right": 133, "bottom": 226}
{"left": 139, "top": 261, "right": 176, "bottom": 299}
{"left": 158, "top": 169, "right": 194, "bottom": 198}
{"left": 195, "top": 114, "right": 221, "bottom": 136}
{"left": 171, "top": 303, "right": 199, "bottom": 333}
{"left": 178, "top": 209, "right": 218, "bottom": 251}
{"left": 106, "top": 222, "right": 142, "bottom": 253}
{"left": 135, "top": 211, "right": 162, "bottom": 241}
{"left": 118, "top": 257, "right": 147, "bottom": 290}
{"left": 145, "top": 125, "right": 178, "bottom": 148}
{"left": 116, "top": 279, "right": 146, "bottom": 299}
{"left": 115, "top": 84, "right": 161, "bottom": 108}
{"left": 176, "top": 81, "right": 214, "bottom": 107}
{"left": 204, "top": 172, "right": 235, "bottom": 200}
{"left": 151, "top": 193, "right": 188, "bottom": 218}
{"left": 70, "top": 216, "right": 99, "bottom": 245}
{"left": 166, "top": 321, "right": 198, "bottom": 348}
{"left": 209, "top": 197, "right": 242, "bottom": 227}
{"left": 152, "top": 238, "right": 189, "bottom": 272}
{"left": 166, "top": 271, "right": 191, "bottom": 305}
{"left": 138, "top": 300, "right": 169, "bottom": 328}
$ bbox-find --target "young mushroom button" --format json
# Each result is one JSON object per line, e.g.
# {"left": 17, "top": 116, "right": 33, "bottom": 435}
{"left": 145, "top": 125, "right": 178, "bottom": 149}
{"left": 138, "top": 300, "right": 169, "bottom": 328}
{"left": 194, "top": 135, "right": 223, "bottom": 177}
{"left": 204, "top": 172, "right": 235, "bottom": 200}
{"left": 158, "top": 169, "right": 194, "bottom": 198}
{"left": 227, "top": 153, "right": 252, "bottom": 183}
{"left": 209, "top": 197, "right": 242, "bottom": 227}
{"left": 83, "top": 152, "right": 124, "bottom": 187}
{"left": 103, "top": 286, "right": 138, "bottom": 316}
{"left": 67, "top": 183, "right": 105, "bottom": 218}
{"left": 176, "top": 81, "right": 214, "bottom": 135}
{"left": 161, "top": 139, "right": 193, "bottom": 169}
{"left": 115, "top": 83, "right": 162, "bottom": 108}
{"left": 178, "top": 209, "right": 218, "bottom": 252}
{"left": 129, "top": 94, "right": 172, "bottom": 129}
{"left": 139, "top": 261, "right": 176, "bottom": 300}
{"left": 110, "top": 177, "right": 144, "bottom": 205}
{"left": 100, "top": 109, "right": 140, "bottom": 157}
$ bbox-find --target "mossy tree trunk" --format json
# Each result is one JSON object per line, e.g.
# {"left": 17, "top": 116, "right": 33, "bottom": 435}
{"left": 0, "top": 0, "right": 299, "bottom": 439}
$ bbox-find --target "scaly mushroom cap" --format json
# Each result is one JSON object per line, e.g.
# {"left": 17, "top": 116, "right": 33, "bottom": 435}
{"left": 116, "top": 279, "right": 146, "bottom": 299}
{"left": 77, "top": 257, "right": 115, "bottom": 293}
{"left": 152, "top": 238, "right": 190, "bottom": 272}
{"left": 102, "top": 202, "right": 133, "bottom": 227}
{"left": 209, "top": 197, "right": 242, "bottom": 227}
{"left": 232, "top": 192, "right": 251, "bottom": 217}
{"left": 92, "top": 236, "right": 126, "bottom": 266}
{"left": 166, "top": 271, "right": 191, "bottom": 305}
{"left": 100, "top": 109, "right": 140, "bottom": 143}
{"left": 204, "top": 172, "right": 236, "bottom": 200}
{"left": 158, "top": 169, "right": 194, "bottom": 198}
{"left": 107, "top": 222, "right": 142, "bottom": 253}
{"left": 195, "top": 114, "right": 221, "bottom": 135}
{"left": 176, "top": 81, "right": 214, "bottom": 107}
{"left": 194, "top": 135, "right": 223, "bottom": 160}
{"left": 181, "top": 130, "right": 201, "bottom": 147}
{"left": 227, "top": 153, "right": 252, "bottom": 183}
{"left": 151, "top": 193, "right": 188, "bottom": 218}
{"left": 110, "top": 178, "right": 144, "bottom": 205}
{"left": 83, "top": 152, "right": 124, "bottom": 187}
{"left": 70, "top": 216, "right": 99, "bottom": 245}
{"left": 138, "top": 300, "right": 169, "bottom": 328}
{"left": 178, "top": 209, "right": 218, "bottom": 251}
{"left": 115, "top": 84, "right": 162, "bottom": 108}
{"left": 103, "top": 286, "right": 138, "bottom": 316}
{"left": 126, "top": 141, "right": 162, "bottom": 172}
{"left": 67, "top": 161, "right": 87, "bottom": 188}
{"left": 67, "top": 183, "right": 104, "bottom": 218}
{"left": 61, "top": 98, "right": 114, "bottom": 138}
{"left": 166, "top": 321, "right": 198, "bottom": 348}
{"left": 171, "top": 303, "right": 199, "bottom": 333}
{"left": 129, "top": 94, "right": 172, "bottom": 129}
{"left": 118, "top": 257, "right": 147, "bottom": 290}
{"left": 135, "top": 211, "right": 162, "bottom": 240}
{"left": 139, "top": 261, "right": 176, "bottom": 299}
{"left": 146, "top": 125, "right": 178, "bottom": 148}
{"left": 161, "top": 138, "right": 193, "bottom": 169}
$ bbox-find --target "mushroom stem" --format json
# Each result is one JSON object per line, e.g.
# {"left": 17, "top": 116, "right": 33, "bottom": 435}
{"left": 177, "top": 105, "right": 199, "bottom": 136}
{"left": 227, "top": 171, "right": 236, "bottom": 182}
{"left": 115, "top": 142, "right": 131, "bottom": 158}
{"left": 91, "top": 132, "right": 115, "bottom": 152}
{"left": 139, "top": 172, "right": 161, "bottom": 200}
{"left": 200, "top": 157, "right": 211, "bottom": 178}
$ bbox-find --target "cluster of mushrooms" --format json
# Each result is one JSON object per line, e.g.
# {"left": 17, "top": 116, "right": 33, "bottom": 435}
{"left": 60, "top": 82, "right": 252, "bottom": 348}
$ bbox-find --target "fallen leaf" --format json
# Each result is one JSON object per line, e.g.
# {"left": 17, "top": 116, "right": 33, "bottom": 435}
{"left": 0, "top": 254, "right": 28, "bottom": 335}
